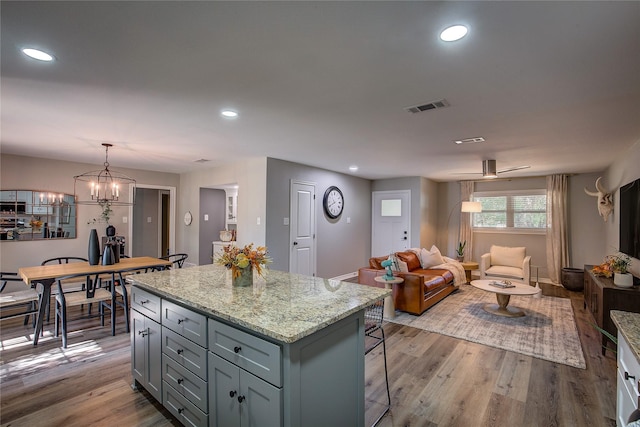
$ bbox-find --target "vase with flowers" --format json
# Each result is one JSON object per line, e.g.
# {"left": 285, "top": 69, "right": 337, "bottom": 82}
{"left": 215, "top": 243, "right": 270, "bottom": 287}
{"left": 29, "top": 217, "right": 43, "bottom": 232}
{"left": 593, "top": 253, "right": 633, "bottom": 288}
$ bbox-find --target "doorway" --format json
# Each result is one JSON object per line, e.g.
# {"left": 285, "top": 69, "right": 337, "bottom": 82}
{"left": 128, "top": 184, "right": 176, "bottom": 257}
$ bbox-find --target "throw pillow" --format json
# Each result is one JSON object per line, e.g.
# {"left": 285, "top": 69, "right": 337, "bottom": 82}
{"left": 388, "top": 254, "right": 409, "bottom": 273}
{"left": 490, "top": 245, "right": 525, "bottom": 268}
{"left": 420, "top": 245, "right": 446, "bottom": 268}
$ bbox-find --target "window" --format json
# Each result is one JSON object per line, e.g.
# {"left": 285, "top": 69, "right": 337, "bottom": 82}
{"left": 472, "top": 190, "right": 546, "bottom": 233}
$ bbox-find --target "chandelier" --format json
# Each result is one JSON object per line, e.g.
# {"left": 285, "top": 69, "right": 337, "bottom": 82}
{"left": 74, "top": 143, "right": 136, "bottom": 206}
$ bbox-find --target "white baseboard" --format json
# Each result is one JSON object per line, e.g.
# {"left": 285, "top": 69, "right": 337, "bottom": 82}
{"left": 330, "top": 272, "right": 358, "bottom": 281}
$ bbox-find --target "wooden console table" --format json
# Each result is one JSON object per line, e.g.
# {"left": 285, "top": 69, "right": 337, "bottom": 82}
{"left": 584, "top": 265, "right": 640, "bottom": 355}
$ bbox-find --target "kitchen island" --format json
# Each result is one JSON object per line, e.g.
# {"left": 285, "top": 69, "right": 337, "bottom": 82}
{"left": 128, "top": 264, "right": 390, "bottom": 427}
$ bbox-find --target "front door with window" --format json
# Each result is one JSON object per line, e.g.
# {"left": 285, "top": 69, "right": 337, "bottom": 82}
{"left": 371, "top": 190, "right": 411, "bottom": 257}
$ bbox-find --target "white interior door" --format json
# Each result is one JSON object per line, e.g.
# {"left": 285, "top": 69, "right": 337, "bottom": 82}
{"left": 289, "top": 181, "right": 316, "bottom": 276}
{"left": 371, "top": 190, "right": 411, "bottom": 256}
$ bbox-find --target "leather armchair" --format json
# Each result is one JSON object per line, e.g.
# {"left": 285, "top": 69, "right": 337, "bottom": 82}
{"left": 480, "top": 245, "right": 531, "bottom": 285}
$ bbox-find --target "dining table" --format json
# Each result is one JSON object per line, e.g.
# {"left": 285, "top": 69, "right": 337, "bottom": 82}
{"left": 19, "top": 256, "right": 172, "bottom": 345}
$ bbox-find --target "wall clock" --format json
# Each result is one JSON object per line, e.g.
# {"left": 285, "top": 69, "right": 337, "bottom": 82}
{"left": 184, "top": 211, "right": 193, "bottom": 226}
{"left": 323, "top": 186, "right": 344, "bottom": 219}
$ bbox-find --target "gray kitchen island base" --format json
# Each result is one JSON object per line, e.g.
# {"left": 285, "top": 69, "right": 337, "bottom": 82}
{"left": 131, "top": 283, "right": 373, "bottom": 427}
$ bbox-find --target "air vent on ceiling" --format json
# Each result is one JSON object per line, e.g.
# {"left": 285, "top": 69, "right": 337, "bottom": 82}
{"left": 404, "top": 99, "right": 450, "bottom": 114}
{"left": 454, "top": 137, "right": 485, "bottom": 144}
{"left": 194, "top": 159, "right": 211, "bottom": 163}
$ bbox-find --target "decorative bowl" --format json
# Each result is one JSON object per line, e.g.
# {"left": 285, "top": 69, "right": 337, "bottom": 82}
{"left": 220, "top": 230, "right": 233, "bottom": 242}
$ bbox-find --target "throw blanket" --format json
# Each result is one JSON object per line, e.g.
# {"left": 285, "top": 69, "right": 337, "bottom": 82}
{"left": 437, "top": 257, "right": 467, "bottom": 287}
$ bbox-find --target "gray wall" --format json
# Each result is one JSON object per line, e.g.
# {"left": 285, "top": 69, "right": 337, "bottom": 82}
{"left": 437, "top": 174, "right": 608, "bottom": 282}
{"left": 0, "top": 154, "right": 179, "bottom": 278}
{"left": 265, "top": 158, "right": 372, "bottom": 278}
{"left": 199, "top": 188, "right": 226, "bottom": 265}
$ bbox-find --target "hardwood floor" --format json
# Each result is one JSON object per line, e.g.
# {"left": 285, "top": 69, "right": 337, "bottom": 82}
{"left": 0, "top": 284, "right": 616, "bottom": 426}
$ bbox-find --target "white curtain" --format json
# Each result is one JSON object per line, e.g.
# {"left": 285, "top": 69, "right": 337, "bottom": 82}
{"left": 459, "top": 181, "right": 474, "bottom": 262}
{"left": 546, "top": 174, "right": 569, "bottom": 284}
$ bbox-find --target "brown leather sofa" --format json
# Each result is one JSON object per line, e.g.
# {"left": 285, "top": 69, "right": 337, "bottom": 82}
{"left": 358, "top": 251, "right": 457, "bottom": 315}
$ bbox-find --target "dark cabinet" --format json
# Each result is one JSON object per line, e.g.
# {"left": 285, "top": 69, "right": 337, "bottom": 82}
{"left": 584, "top": 266, "right": 640, "bottom": 354}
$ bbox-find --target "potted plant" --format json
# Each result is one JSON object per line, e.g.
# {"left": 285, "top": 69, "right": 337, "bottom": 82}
{"left": 455, "top": 241, "right": 466, "bottom": 261}
{"left": 608, "top": 253, "right": 633, "bottom": 288}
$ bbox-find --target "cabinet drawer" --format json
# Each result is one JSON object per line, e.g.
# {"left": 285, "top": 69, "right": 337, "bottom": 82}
{"left": 162, "top": 354, "right": 208, "bottom": 413}
{"left": 163, "top": 382, "right": 208, "bottom": 427}
{"left": 162, "top": 300, "right": 207, "bottom": 347}
{"left": 162, "top": 327, "right": 207, "bottom": 379}
{"left": 209, "top": 319, "right": 281, "bottom": 387}
{"left": 131, "top": 286, "right": 161, "bottom": 323}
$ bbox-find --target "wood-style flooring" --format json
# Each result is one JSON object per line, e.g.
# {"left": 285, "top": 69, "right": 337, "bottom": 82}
{"left": 0, "top": 283, "right": 616, "bottom": 427}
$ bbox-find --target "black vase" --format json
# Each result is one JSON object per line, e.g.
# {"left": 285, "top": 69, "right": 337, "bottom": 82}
{"left": 88, "top": 229, "right": 100, "bottom": 265}
{"left": 102, "top": 244, "right": 115, "bottom": 266}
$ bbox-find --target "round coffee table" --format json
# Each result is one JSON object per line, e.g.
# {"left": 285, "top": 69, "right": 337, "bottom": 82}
{"left": 374, "top": 276, "right": 404, "bottom": 319}
{"left": 470, "top": 279, "right": 539, "bottom": 317}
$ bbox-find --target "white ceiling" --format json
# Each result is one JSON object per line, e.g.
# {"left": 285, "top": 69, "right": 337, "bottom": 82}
{"left": 1, "top": 1, "right": 639, "bottom": 181}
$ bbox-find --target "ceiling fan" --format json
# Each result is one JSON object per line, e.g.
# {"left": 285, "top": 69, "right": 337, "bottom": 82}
{"left": 463, "top": 160, "right": 531, "bottom": 178}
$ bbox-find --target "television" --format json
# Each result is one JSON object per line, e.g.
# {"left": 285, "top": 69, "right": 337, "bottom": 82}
{"left": 620, "top": 177, "right": 640, "bottom": 260}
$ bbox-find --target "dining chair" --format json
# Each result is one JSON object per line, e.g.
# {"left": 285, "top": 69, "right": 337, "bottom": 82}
{"left": 160, "top": 253, "right": 188, "bottom": 269}
{"left": 54, "top": 271, "right": 123, "bottom": 348}
{"left": 364, "top": 298, "right": 391, "bottom": 427}
{"left": 40, "top": 257, "right": 89, "bottom": 321}
{"left": 0, "top": 271, "right": 40, "bottom": 326}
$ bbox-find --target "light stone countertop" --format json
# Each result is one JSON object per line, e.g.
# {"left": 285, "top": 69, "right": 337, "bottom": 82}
{"left": 611, "top": 310, "right": 640, "bottom": 363}
{"left": 128, "top": 264, "right": 390, "bottom": 344}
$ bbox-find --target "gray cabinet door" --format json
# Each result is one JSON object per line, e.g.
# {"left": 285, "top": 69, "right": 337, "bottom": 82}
{"left": 131, "top": 309, "right": 146, "bottom": 385}
{"left": 209, "top": 352, "right": 240, "bottom": 427}
{"left": 131, "top": 309, "right": 162, "bottom": 402}
{"left": 239, "top": 369, "right": 282, "bottom": 427}
{"left": 147, "top": 314, "right": 163, "bottom": 401}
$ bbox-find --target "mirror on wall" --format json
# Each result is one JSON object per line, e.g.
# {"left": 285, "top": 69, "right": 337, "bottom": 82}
{"left": 0, "top": 190, "right": 77, "bottom": 241}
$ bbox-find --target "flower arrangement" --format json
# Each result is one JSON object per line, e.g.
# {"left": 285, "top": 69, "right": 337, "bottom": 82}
{"left": 29, "top": 218, "right": 43, "bottom": 229}
{"left": 215, "top": 243, "right": 271, "bottom": 278}
{"left": 592, "top": 253, "right": 631, "bottom": 278}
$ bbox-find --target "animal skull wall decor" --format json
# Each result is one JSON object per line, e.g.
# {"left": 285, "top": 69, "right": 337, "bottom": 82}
{"left": 584, "top": 176, "right": 613, "bottom": 222}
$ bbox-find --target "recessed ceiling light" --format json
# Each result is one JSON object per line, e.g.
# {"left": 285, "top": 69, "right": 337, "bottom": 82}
{"left": 349, "top": 165, "right": 359, "bottom": 172}
{"left": 21, "top": 48, "right": 54, "bottom": 61}
{"left": 440, "top": 25, "right": 468, "bottom": 42}
{"left": 221, "top": 109, "right": 238, "bottom": 118}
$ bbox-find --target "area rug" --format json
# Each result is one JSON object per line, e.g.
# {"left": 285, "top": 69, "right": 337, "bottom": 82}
{"left": 387, "top": 286, "right": 586, "bottom": 369}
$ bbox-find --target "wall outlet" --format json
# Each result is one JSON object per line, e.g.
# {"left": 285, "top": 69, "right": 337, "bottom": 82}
{"left": 147, "top": 217, "right": 152, "bottom": 223}
{"left": 283, "top": 217, "right": 289, "bottom": 226}
{"left": 122, "top": 216, "right": 128, "bottom": 223}
{"left": 257, "top": 217, "right": 261, "bottom": 225}
{"left": 204, "top": 214, "right": 209, "bottom": 221}
{"left": 347, "top": 217, "right": 351, "bottom": 224}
